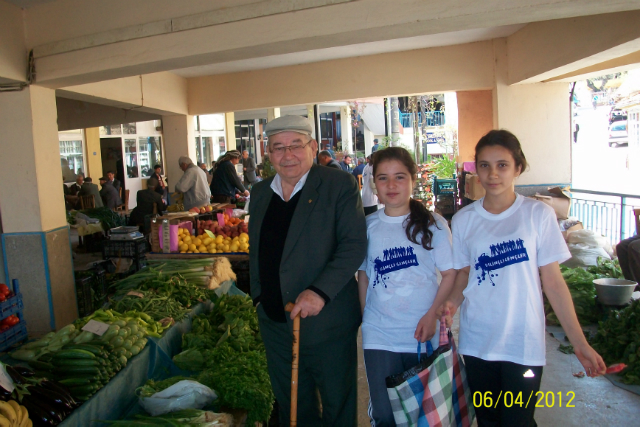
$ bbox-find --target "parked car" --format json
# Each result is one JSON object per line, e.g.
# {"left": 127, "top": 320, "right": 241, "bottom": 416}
{"left": 608, "top": 121, "right": 628, "bottom": 147}
{"left": 609, "top": 108, "right": 627, "bottom": 124}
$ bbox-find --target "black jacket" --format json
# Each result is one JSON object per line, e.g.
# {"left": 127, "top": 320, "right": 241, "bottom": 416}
{"left": 324, "top": 159, "right": 342, "bottom": 170}
{"left": 78, "top": 183, "right": 104, "bottom": 208}
{"left": 210, "top": 161, "right": 245, "bottom": 197}
{"left": 129, "top": 189, "right": 165, "bottom": 225}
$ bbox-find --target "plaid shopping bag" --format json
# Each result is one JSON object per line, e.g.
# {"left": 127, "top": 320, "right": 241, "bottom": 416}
{"left": 386, "top": 317, "right": 475, "bottom": 427}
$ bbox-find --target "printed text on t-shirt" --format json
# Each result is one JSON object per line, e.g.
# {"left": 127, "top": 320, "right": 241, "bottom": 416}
{"left": 373, "top": 246, "right": 419, "bottom": 288}
{"left": 475, "top": 239, "right": 529, "bottom": 286}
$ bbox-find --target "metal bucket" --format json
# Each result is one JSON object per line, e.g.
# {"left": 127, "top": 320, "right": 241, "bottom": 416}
{"left": 593, "top": 278, "right": 637, "bottom": 306}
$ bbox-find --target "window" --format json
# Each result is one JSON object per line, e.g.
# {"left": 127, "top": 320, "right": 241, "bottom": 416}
{"left": 124, "top": 139, "right": 139, "bottom": 178}
{"left": 60, "top": 140, "right": 83, "bottom": 183}
{"left": 219, "top": 137, "right": 226, "bottom": 156}
{"left": 123, "top": 123, "right": 137, "bottom": 134}
{"left": 138, "top": 136, "right": 162, "bottom": 177}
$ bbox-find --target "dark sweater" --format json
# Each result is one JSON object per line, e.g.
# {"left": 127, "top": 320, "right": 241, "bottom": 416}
{"left": 258, "top": 191, "right": 302, "bottom": 322}
{"left": 210, "top": 160, "right": 245, "bottom": 197}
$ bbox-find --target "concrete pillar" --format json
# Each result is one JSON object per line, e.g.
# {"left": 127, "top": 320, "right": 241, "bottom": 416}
{"left": 85, "top": 127, "right": 103, "bottom": 180}
{"left": 0, "top": 86, "right": 76, "bottom": 333}
{"left": 363, "top": 122, "right": 374, "bottom": 157}
{"left": 254, "top": 119, "right": 262, "bottom": 165}
{"left": 457, "top": 91, "right": 493, "bottom": 163}
{"left": 340, "top": 106, "right": 353, "bottom": 154}
{"left": 224, "top": 112, "right": 236, "bottom": 151}
{"left": 390, "top": 97, "right": 400, "bottom": 144}
{"left": 267, "top": 108, "right": 281, "bottom": 122}
{"left": 306, "top": 105, "right": 316, "bottom": 140}
{"left": 492, "top": 39, "right": 571, "bottom": 186}
{"left": 162, "top": 114, "right": 195, "bottom": 192}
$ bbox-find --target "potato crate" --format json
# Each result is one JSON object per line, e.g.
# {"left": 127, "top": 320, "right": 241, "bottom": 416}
{"left": 103, "top": 238, "right": 147, "bottom": 258}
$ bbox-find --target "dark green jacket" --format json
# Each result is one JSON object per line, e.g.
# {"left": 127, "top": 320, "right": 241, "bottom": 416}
{"left": 249, "top": 164, "right": 367, "bottom": 344}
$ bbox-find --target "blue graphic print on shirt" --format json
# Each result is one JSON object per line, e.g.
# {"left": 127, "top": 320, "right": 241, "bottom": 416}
{"left": 372, "top": 246, "right": 419, "bottom": 288}
{"left": 475, "top": 239, "right": 529, "bottom": 286}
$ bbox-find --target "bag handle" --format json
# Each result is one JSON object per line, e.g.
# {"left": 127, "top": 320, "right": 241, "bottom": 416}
{"left": 439, "top": 314, "right": 449, "bottom": 347}
{"left": 417, "top": 340, "right": 434, "bottom": 362}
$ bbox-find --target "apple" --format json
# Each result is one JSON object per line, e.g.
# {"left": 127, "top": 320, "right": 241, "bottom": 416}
{"left": 205, "top": 206, "right": 213, "bottom": 212}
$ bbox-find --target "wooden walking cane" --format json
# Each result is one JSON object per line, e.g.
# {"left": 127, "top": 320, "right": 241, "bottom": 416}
{"left": 284, "top": 302, "right": 300, "bottom": 427}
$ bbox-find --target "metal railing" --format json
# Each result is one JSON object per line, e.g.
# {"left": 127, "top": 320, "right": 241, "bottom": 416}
{"left": 399, "top": 111, "right": 445, "bottom": 128}
{"left": 569, "top": 189, "right": 640, "bottom": 245}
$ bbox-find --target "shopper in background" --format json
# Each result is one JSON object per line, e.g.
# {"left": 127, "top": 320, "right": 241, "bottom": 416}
{"left": 78, "top": 177, "right": 103, "bottom": 208}
{"left": 174, "top": 156, "right": 211, "bottom": 211}
{"left": 351, "top": 157, "right": 365, "bottom": 178}
{"left": 148, "top": 164, "right": 166, "bottom": 198}
{"left": 361, "top": 155, "right": 378, "bottom": 216}
{"left": 358, "top": 147, "right": 455, "bottom": 426}
{"left": 69, "top": 175, "right": 84, "bottom": 196}
{"left": 318, "top": 150, "right": 342, "bottom": 169}
{"left": 371, "top": 138, "right": 380, "bottom": 153}
{"left": 106, "top": 170, "right": 121, "bottom": 194}
{"left": 249, "top": 115, "right": 366, "bottom": 426}
{"left": 339, "top": 154, "right": 353, "bottom": 172}
{"left": 241, "top": 150, "right": 257, "bottom": 188}
{"left": 99, "top": 176, "right": 122, "bottom": 209}
{"left": 444, "top": 129, "right": 605, "bottom": 426}
{"left": 129, "top": 177, "right": 166, "bottom": 227}
{"left": 615, "top": 236, "right": 640, "bottom": 283}
{"left": 210, "top": 150, "right": 249, "bottom": 203}
{"left": 198, "top": 162, "right": 213, "bottom": 186}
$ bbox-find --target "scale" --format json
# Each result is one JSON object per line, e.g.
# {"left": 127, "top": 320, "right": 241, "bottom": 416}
{"left": 109, "top": 226, "right": 143, "bottom": 240}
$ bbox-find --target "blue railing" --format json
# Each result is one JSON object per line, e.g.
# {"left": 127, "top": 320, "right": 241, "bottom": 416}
{"left": 569, "top": 189, "right": 640, "bottom": 245}
{"left": 399, "top": 111, "right": 445, "bottom": 128}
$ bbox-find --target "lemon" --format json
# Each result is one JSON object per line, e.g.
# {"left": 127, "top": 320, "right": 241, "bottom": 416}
{"left": 215, "top": 235, "right": 223, "bottom": 243}
{"left": 223, "top": 244, "right": 230, "bottom": 252}
{"left": 192, "top": 238, "right": 201, "bottom": 246}
{"left": 180, "top": 243, "right": 189, "bottom": 252}
{"left": 188, "top": 244, "right": 197, "bottom": 251}
{"left": 239, "top": 242, "right": 249, "bottom": 250}
{"left": 203, "top": 237, "right": 212, "bottom": 246}
{"left": 239, "top": 235, "right": 248, "bottom": 243}
{"left": 183, "top": 236, "right": 192, "bottom": 243}
{"left": 187, "top": 250, "right": 193, "bottom": 253}
{"left": 180, "top": 250, "right": 186, "bottom": 253}
{"left": 193, "top": 249, "right": 199, "bottom": 253}
{"left": 230, "top": 243, "right": 239, "bottom": 252}
{"left": 208, "top": 249, "right": 217, "bottom": 254}
{"left": 198, "top": 245, "right": 207, "bottom": 252}
{"left": 240, "top": 232, "right": 249, "bottom": 240}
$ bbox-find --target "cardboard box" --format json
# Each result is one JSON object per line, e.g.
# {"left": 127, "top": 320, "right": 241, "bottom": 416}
{"left": 531, "top": 187, "right": 571, "bottom": 220}
{"left": 562, "top": 221, "right": 584, "bottom": 240}
{"left": 465, "top": 173, "right": 485, "bottom": 200}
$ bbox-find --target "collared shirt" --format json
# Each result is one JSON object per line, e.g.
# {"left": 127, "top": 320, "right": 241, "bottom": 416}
{"left": 270, "top": 170, "right": 310, "bottom": 201}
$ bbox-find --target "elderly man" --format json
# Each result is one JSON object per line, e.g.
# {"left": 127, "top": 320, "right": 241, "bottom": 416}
{"left": 174, "top": 156, "right": 211, "bottom": 210}
{"left": 69, "top": 175, "right": 84, "bottom": 196}
{"left": 129, "top": 178, "right": 166, "bottom": 226}
{"left": 78, "top": 177, "right": 103, "bottom": 208}
{"left": 99, "top": 176, "right": 122, "bottom": 209}
{"left": 351, "top": 157, "right": 365, "bottom": 178}
{"left": 241, "top": 150, "right": 257, "bottom": 187}
{"left": 317, "top": 150, "right": 342, "bottom": 170}
{"left": 249, "top": 115, "right": 366, "bottom": 426}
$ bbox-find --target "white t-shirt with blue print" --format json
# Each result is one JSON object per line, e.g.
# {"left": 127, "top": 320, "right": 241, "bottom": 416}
{"left": 359, "top": 209, "right": 454, "bottom": 353}
{"left": 451, "top": 194, "right": 571, "bottom": 366}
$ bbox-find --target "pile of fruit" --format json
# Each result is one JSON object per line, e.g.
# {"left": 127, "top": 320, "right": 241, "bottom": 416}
{"left": 0, "top": 283, "right": 16, "bottom": 303}
{"left": 188, "top": 206, "right": 214, "bottom": 214}
{"left": 197, "top": 214, "right": 247, "bottom": 237}
{"left": 177, "top": 228, "right": 249, "bottom": 254}
{"left": 0, "top": 399, "right": 32, "bottom": 427}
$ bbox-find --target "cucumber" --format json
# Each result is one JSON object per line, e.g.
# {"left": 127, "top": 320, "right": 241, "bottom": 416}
{"left": 68, "top": 384, "right": 97, "bottom": 395}
{"left": 28, "top": 360, "right": 55, "bottom": 371}
{"left": 64, "top": 344, "right": 105, "bottom": 355}
{"left": 59, "top": 366, "right": 101, "bottom": 375}
{"left": 59, "top": 377, "right": 94, "bottom": 386}
{"left": 53, "top": 358, "right": 100, "bottom": 367}
{"left": 54, "top": 349, "right": 96, "bottom": 359}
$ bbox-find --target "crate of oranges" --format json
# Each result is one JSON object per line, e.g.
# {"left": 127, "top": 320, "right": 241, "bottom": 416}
{"left": 177, "top": 227, "right": 249, "bottom": 254}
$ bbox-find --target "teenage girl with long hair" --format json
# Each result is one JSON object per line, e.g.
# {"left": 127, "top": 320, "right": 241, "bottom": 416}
{"left": 358, "top": 147, "right": 456, "bottom": 426}
{"left": 446, "top": 130, "right": 605, "bottom": 426}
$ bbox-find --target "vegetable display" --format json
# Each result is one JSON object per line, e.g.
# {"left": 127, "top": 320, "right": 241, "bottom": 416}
{"left": 545, "top": 266, "right": 600, "bottom": 326}
{"left": 172, "top": 295, "right": 273, "bottom": 426}
{"left": 590, "top": 299, "right": 640, "bottom": 385}
{"left": 67, "top": 208, "right": 125, "bottom": 231}
{"left": 101, "top": 409, "right": 233, "bottom": 426}
{"left": 110, "top": 292, "right": 190, "bottom": 323}
{"left": 587, "top": 257, "right": 623, "bottom": 279}
{"left": 114, "top": 259, "right": 220, "bottom": 290}
{"left": 0, "top": 399, "right": 31, "bottom": 427}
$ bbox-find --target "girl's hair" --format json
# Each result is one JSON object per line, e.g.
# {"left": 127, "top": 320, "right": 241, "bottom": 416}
{"left": 475, "top": 129, "right": 528, "bottom": 173}
{"left": 372, "top": 147, "right": 437, "bottom": 250}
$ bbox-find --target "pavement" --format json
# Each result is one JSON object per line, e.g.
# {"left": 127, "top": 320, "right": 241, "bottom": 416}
{"left": 356, "top": 312, "right": 640, "bottom": 426}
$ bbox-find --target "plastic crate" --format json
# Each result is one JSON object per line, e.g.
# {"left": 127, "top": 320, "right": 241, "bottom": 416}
{"left": 103, "top": 238, "right": 147, "bottom": 258}
{"left": 0, "top": 294, "right": 24, "bottom": 319}
{"left": 433, "top": 178, "right": 457, "bottom": 196}
{"left": 0, "top": 320, "right": 28, "bottom": 352}
{"left": 75, "top": 275, "right": 94, "bottom": 317}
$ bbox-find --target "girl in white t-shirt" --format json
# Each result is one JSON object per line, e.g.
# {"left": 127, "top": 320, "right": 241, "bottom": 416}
{"left": 446, "top": 130, "right": 606, "bottom": 426}
{"left": 358, "top": 147, "right": 456, "bottom": 426}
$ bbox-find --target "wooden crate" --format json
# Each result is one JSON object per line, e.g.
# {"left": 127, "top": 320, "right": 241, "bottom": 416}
{"left": 149, "top": 215, "right": 197, "bottom": 253}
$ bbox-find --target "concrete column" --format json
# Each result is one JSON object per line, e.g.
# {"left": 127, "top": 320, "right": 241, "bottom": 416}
{"left": 85, "top": 127, "right": 103, "bottom": 180}
{"left": 267, "top": 108, "right": 281, "bottom": 122}
{"left": 390, "top": 97, "right": 400, "bottom": 144}
{"left": 224, "top": 112, "right": 236, "bottom": 151}
{"left": 162, "top": 114, "right": 196, "bottom": 192}
{"left": 254, "top": 119, "right": 262, "bottom": 165}
{"left": 363, "top": 122, "right": 374, "bottom": 157}
{"left": 306, "top": 105, "right": 316, "bottom": 140}
{"left": 0, "top": 86, "right": 76, "bottom": 333}
{"left": 340, "top": 106, "right": 353, "bottom": 154}
{"left": 492, "top": 39, "right": 571, "bottom": 186}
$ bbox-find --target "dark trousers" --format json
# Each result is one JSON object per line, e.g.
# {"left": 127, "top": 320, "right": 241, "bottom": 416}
{"left": 364, "top": 205, "right": 378, "bottom": 216}
{"left": 256, "top": 304, "right": 358, "bottom": 426}
{"left": 211, "top": 194, "right": 231, "bottom": 203}
{"left": 464, "top": 356, "right": 543, "bottom": 427}
{"left": 363, "top": 349, "right": 419, "bottom": 427}
{"left": 616, "top": 235, "right": 640, "bottom": 283}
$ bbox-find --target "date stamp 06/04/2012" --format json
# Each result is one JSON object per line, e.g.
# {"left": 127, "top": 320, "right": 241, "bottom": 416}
{"left": 473, "top": 391, "right": 576, "bottom": 408}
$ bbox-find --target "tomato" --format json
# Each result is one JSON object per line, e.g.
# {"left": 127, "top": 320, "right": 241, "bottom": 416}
{"left": 0, "top": 294, "right": 5, "bottom": 302}
{"left": 0, "top": 284, "right": 9, "bottom": 296}
{"left": 1, "top": 315, "right": 18, "bottom": 327}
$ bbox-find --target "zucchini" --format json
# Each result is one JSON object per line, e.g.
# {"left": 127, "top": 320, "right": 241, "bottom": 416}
{"left": 110, "top": 336, "right": 124, "bottom": 348}
{"left": 64, "top": 344, "right": 105, "bottom": 355}
{"left": 54, "top": 349, "right": 96, "bottom": 359}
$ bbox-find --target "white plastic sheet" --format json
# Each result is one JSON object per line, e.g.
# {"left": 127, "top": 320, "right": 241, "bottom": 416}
{"left": 139, "top": 380, "right": 217, "bottom": 416}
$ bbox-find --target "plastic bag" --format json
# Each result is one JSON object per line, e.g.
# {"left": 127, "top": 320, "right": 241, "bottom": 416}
{"left": 139, "top": 380, "right": 217, "bottom": 416}
{"left": 563, "top": 243, "right": 611, "bottom": 268}
{"left": 567, "top": 229, "right": 614, "bottom": 257}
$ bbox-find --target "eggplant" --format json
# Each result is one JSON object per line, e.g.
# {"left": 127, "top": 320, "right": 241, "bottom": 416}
{"left": 12, "top": 366, "right": 36, "bottom": 377}
{"left": 5, "top": 365, "right": 27, "bottom": 385}
{"left": 40, "top": 380, "right": 79, "bottom": 408}
{"left": 20, "top": 398, "right": 57, "bottom": 426}
{"left": 28, "top": 386, "right": 73, "bottom": 415}
{"left": 22, "top": 395, "right": 64, "bottom": 424}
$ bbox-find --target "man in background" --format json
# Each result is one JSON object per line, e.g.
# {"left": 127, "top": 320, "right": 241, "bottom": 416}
{"left": 318, "top": 150, "right": 342, "bottom": 170}
{"left": 339, "top": 154, "right": 353, "bottom": 172}
{"left": 241, "top": 150, "right": 257, "bottom": 188}
{"left": 106, "top": 170, "right": 121, "bottom": 194}
{"left": 198, "top": 162, "right": 213, "bottom": 185}
{"left": 361, "top": 155, "right": 378, "bottom": 216}
{"left": 129, "top": 177, "right": 165, "bottom": 226}
{"left": 351, "top": 157, "right": 365, "bottom": 178}
{"left": 175, "top": 156, "right": 211, "bottom": 211}
{"left": 99, "top": 176, "right": 122, "bottom": 209}
{"left": 371, "top": 138, "right": 380, "bottom": 153}
{"left": 69, "top": 175, "right": 84, "bottom": 196}
{"left": 78, "top": 177, "right": 103, "bottom": 208}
